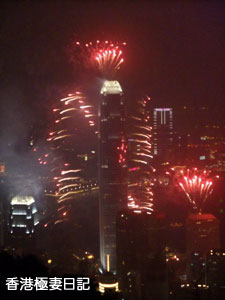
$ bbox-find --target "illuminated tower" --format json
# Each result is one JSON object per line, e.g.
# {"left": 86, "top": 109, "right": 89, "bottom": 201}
{"left": 8, "top": 196, "right": 39, "bottom": 248}
{"left": 153, "top": 108, "right": 173, "bottom": 162}
{"left": 9, "top": 196, "right": 39, "bottom": 234}
{"left": 99, "top": 80, "right": 127, "bottom": 273}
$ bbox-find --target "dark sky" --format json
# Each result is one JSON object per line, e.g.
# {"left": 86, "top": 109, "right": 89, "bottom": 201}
{"left": 0, "top": 0, "right": 224, "bottom": 139}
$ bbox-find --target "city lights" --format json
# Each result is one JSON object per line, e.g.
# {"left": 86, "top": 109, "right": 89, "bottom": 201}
{"left": 1, "top": 3, "right": 224, "bottom": 299}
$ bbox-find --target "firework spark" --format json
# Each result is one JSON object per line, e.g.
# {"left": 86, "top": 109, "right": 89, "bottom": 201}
{"left": 71, "top": 40, "right": 126, "bottom": 78}
{"left": 37, "top": 90, "right": 97, "bottom": 217}
{"left": 127, "top": 96, "right": 154, "bottom": 214}
{"left": 176, "top": 168, "right": 213, "bottom": 212}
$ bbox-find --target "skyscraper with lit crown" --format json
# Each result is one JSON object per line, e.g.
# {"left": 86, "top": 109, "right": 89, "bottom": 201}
{"left": 99, "top": 80, "right": 127, "bottom": 274}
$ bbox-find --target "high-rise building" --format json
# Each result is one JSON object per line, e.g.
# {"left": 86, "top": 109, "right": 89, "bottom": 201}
{"left": 117, "top": 211, "right": 167, "bottom": 300}
{"left": 99, "top": 80, "right": 127, "bottom": 274}
{"left": 207, "top": 250, "right": 225, "bottom": 298}
{"left": 153, "top": 108, "right": 173, "bottom": 162}
{"left": 185, "top": 214, "right": 221, "bottom": 294}
{"left": 8, "top": 195, "right": 39, "bottom": 247}
{"left": 186, "top": 213, "right": 220, "bottom": 256}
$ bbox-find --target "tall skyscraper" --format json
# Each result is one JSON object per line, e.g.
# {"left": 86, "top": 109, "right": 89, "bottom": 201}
{"left": 153, "top": 108, "right": 173, "bottom": 162}
{"left": 99, "top": 80, "right": 127, "bottom": 274}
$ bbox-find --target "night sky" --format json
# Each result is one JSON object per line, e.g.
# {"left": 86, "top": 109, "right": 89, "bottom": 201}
{"left": 0, "top": 1, "right": 224, "bottom": 148}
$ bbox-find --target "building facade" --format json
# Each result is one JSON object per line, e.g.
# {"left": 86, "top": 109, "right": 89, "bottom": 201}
{"left": 153, "top": 108, "right": 173, "bottom": 163}
{"left": 99, "top": 80, "right": 127, "bottom": 273}
{"left": 117, "top": 211, "right": 167, "bottom": 300}
{"left": 8, "top": 195, "right": 39, "bottom": 248}
{"left": 186, "top": 213, "right": 220, "bottom": 256}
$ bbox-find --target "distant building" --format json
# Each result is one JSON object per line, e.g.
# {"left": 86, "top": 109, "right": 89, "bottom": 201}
{"left": 186, "top": 213, "right": 220, "bottom": 256}
{"left": 99, "top": 80, "right": 127, "bottom": 274}
{"left": 153, "top": 108, "right": 173, "bottom": 163}
{"left": 207, "top": 249, "right": 225, "bottom": 298}
{"left": 117, "top": 211, "right": 167, "bottom": 300}
{"left": 8, "top": 195, "right": 39, "bottom": 247}
{"left": 184, "top": 249, "right": 225, "bottom": 299}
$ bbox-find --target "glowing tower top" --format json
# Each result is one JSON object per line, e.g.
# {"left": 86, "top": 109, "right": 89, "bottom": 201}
{"left": 100, "top": 80, "right": 123, "bottom": 95}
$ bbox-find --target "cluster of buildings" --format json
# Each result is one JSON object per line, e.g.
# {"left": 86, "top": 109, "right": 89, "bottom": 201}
{"left": 0, "top": 78, "right": 224, "bottom": 300}
{"left": 97, "top": 80, "right": 225, "bottom": 300}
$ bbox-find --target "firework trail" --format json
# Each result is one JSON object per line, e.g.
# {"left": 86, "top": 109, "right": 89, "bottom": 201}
{"left": 37, "top": 90, "right": 97, "bottom": 221}
{"left": 117, "top": 137, "right": 127, "bottom": 166}
{"left": 70, "top": 40, "right": 126, "bottom": 78}
{"left": 176, "top": 168, "right": 213, "bottom": 212}
{"left": 127, "top": 96, "right": 154, "bottom": 214}
{"left": 37, "top": 38, "right": 126, "bottom": 223}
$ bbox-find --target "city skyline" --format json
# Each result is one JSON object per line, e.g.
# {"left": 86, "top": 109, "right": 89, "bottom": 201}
{"left": 0, "top": 1, "right": 224, "bottom": 299}
{"left": 0, "top": 2, "right": 224, "bottom": 138}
